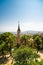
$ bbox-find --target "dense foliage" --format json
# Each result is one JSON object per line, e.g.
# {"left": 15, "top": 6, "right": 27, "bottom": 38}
{"left": 0, "top": 32, "right": 16, "bottom": 56}
{"left": 13, "top": 46, "right": 39, "bottom": 65}
{"left": 0, "top": 32, "right": 43, "bottom": 65}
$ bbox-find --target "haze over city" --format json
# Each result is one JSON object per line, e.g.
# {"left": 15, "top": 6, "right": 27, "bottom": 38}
{"left": 0, "top": 0, "right": 43, "bottom": 32}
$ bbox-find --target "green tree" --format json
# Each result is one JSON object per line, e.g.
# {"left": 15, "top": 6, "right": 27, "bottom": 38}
{"left": 0, "top": 41, "right": 5, "bottom": 56}
{"left": 33, "top": 34, "right": 42, "bottom": 52}
{"left": 41, "top": 34, "right": 43, "bottom": 50}
{"left": 0, "top": 32, "right": 16, "bottom": 56}
{"left": 21, "top": 34, "right": 32, "bottom": 46}
{"left": 40, "top": 59, "right": 43, "bottom": 65}
{"left": 13, "top": 46, "right": 39, "bottom": 65}
{"left": 21, "top": 35, "right": 28, "bottom": 45}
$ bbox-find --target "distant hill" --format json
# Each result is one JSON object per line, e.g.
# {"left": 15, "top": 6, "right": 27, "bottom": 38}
{"left": 0, "top": 30, "right": 43, "bottom": 35}
{"left": 12, "top": 30, "right": 43, "bottom": 35}
{"left": 21, "top": 30, "right": 43, "bottom": 34}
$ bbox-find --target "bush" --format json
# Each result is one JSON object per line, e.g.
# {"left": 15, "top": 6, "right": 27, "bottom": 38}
{"left": 12, "top": 46, "right": 39, "bottom": 65}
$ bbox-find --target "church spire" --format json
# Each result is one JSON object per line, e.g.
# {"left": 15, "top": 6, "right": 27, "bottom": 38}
{"left": 18, "top": 21, "right": 20, "bottom": 31}
{"left": 17, "top": 21, "right": 21, "bottom": 47}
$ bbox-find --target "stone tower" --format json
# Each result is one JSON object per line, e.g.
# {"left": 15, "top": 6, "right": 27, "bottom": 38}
{"left": 17, "top": 22, "right": 21, "bottom": 47}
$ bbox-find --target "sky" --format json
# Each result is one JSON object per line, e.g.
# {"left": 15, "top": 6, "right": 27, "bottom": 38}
{"left": 0, "top": 0, "right": 43, "bottom": 32}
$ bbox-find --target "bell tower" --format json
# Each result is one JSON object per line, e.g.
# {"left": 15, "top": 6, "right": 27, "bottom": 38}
{"left": 17, "top": 22, "right": 21, "bottom": 47}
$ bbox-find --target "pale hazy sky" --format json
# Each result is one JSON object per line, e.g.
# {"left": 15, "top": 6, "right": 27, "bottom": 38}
{"left": 0, "top": 0, "right": 43, "bottom": 32}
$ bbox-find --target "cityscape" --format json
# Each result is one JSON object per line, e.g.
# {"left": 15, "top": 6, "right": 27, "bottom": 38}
{"left": 0, "top": 0, "right": 43, "bottom": 65}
